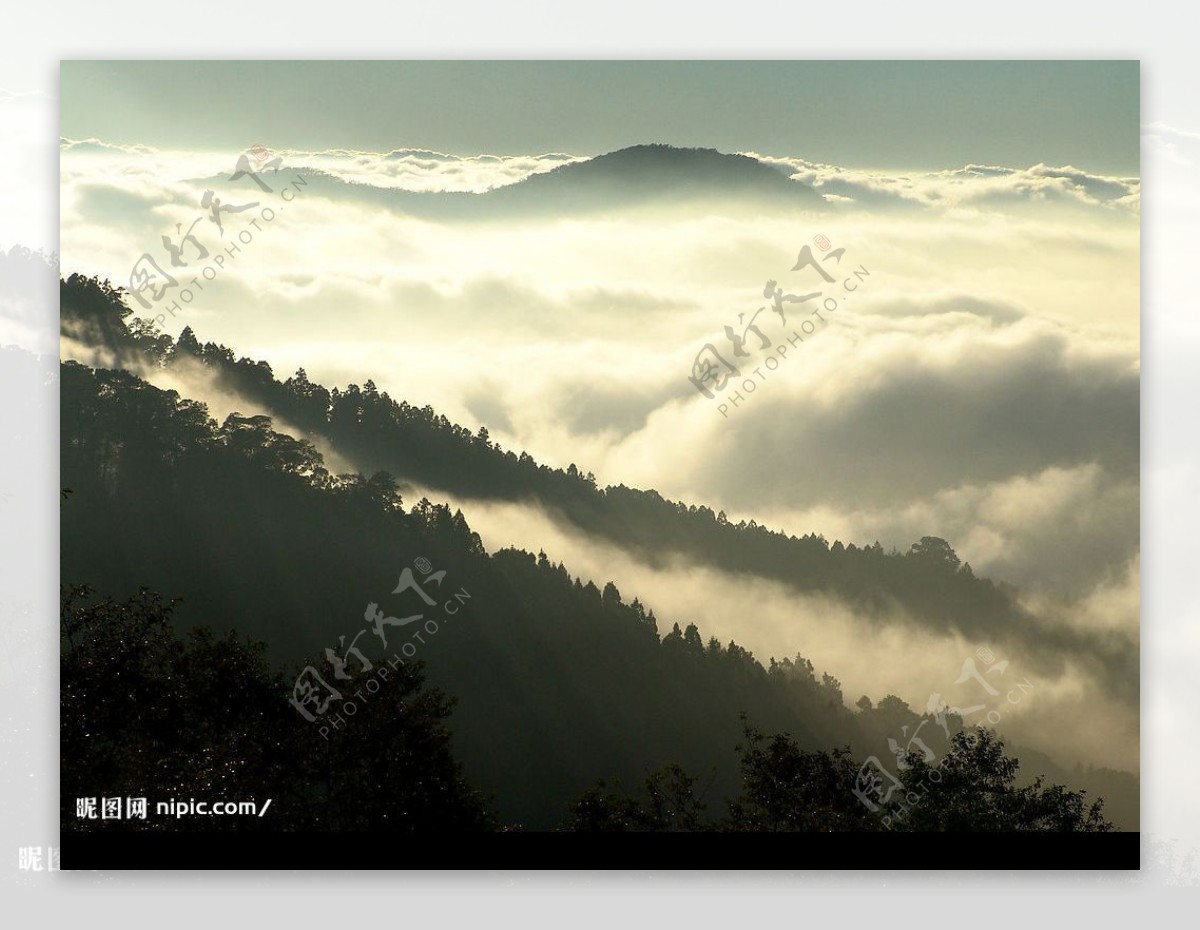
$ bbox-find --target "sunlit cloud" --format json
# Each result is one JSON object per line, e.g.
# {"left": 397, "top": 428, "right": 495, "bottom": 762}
{"left": 60, "top": 138, "right": 1140, "bottom": 778}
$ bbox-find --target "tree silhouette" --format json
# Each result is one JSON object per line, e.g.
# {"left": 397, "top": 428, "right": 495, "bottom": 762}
{"left": 879, "top": 728, "right": 1114, "bottom": 832}
{"left": 61, "top": 584, "right": 494, "bottom": 832}
{"left": 908, "top": 535, "right": 962, "bottom": 568}
{"left": 563, "top": 722, "right": 1114, "bottom": 833}
{"left": 560, "top": 764, "right": 708, "bottom": 832}
{"left": 724, "top": 720, "right": 880, "bottom": 831}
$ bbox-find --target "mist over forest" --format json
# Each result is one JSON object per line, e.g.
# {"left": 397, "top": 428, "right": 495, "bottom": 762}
{"left": 49, "top": 64, "right": 1142, "bottom": 845}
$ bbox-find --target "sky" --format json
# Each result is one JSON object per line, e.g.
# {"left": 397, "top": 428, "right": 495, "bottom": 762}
{"left": 60, "top": 61, "right": 1140, "bottom": 174}
{"left": 55, "top": 60, "right": 1142, "bottom": 776}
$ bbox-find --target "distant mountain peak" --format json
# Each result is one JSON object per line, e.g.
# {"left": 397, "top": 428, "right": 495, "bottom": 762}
{"left": 245, "top": 143, "right": 825, "bottom": 219}
{"left": 486, "top": 143, "right": 824, "bottom": 210}
{"left": 582, "top": 143, "right": 778, "bottom": 172}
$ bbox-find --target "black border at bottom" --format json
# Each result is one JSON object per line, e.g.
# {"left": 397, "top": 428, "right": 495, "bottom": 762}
{"left": 61, "top": 831, "right": 1141, "bottom": 871}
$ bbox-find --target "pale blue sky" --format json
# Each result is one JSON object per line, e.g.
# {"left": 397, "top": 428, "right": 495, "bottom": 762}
{"left": 60, "top": 61, "right": 1139, "bottom": 174}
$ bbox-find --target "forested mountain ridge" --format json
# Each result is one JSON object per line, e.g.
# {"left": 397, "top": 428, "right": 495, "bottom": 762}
{"left": 62, "top": 273, "right": 1061, "bottom": 648}
{"left": 55, "top": 272, "right": 1139, "bottom": 829}
{"left": 58, "top": 354, "right": 860, "bottom": 826}
{"left": 56, "top": 352, "right": 1135, "bottom": 830}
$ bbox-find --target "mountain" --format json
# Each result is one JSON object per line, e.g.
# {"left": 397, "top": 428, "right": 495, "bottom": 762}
{"left": 56, "top": 274, "right": 1141, "bottom": 831}
{"left": 59, "top": 275, "right": 1135, "bottom": 709}
{"left": 57, "top": 355, "right": 863, "bottom": 828}
{"left": 191, "top": 144, "right": 827, "bottom": 220}
{"left": 484, "top": 144, "right": 826, "bottom": 211}
{"left": 56, "top": 354, "right": 1137, "bottom": 831}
